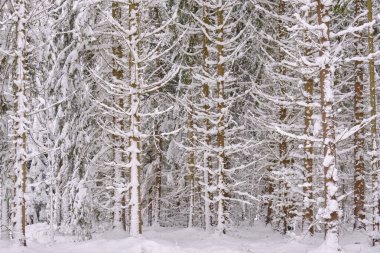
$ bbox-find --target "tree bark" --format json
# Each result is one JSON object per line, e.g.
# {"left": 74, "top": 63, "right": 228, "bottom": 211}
{"left": 316, "top": 0, "right": 340, "bottom": 245}
{"left": 216, "top": 5, "right": 227, "bottom": 235}
{"left": 302, "top": 8, "right": 314, "bottom": 235}
{"left": 128, "top": 0, "right": 142, "bottom": 237}
{"left": 13, "top": 0, "right": 28, "bottom": 246}
{"left": 153, "top": 125, "right": 162, "bottom": 227}
{"left": 277, "top": 0, "right": 294, "bottom": 234}
{"left": 303, "top": 78, "right": 314, "bottom": 235}
{"left": 353, "top": 0, "right": 365, "bottom": 230}
{"left": 202, "top": 6, "right": 213, "bottom": 232}
{"left": 367, "top": 0, "right": 380, "bottom": 241}
{"left": 111, "top": 1, "right": 126, "bottom": 231}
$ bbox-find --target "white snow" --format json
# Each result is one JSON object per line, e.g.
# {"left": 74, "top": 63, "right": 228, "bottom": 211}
{"left": 1, "top": 222, "right": 379, "bottom": 253}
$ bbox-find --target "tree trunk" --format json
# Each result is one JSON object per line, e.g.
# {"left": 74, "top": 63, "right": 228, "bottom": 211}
{"left": 184, "top": 28, "right": 197, "bottom": 228}
{"left": 1, "top": 182, "right": 10, "bottom": 239}
{"left": 202, "top": 6, "right": 213, "bottom": 232}
{"left": 153, "top": 126, "right": 162, "bottom": 227}
{"left": 148, "top": 187, "right": 152, "bottom": 226}
{"left": 111, "top": 1, "right": 126, "bottom": 231}
{"left": 353, "top": 0, "right": 365, "bottom": 230}
{"left": 128, "top": 0, "right": 142, "bottom": 237}
{"left": 216, "top": 5, "right": 227, "bottom": 235}
{"left": 303, "top": 78, "right": 314, "bottom": 235}
{"left": 13, "top": 0, "right": 27, "bottom": 246}
{"left": 316, "top": 0, "right": 340, "bottom": 246}
{"left": 265, "top": 167, "right": 274, "bottom": 225}
{"left": 302, "top": 9, "right": 314, "bottom": 235}
{"left": 277, "top": 0, "right": 294, "bottom": 234}
{"left": 367, "top": 0, "right": 380, "bottom": 242}
{"left": 188, "top": 106, "right": 195, "bottom": 228}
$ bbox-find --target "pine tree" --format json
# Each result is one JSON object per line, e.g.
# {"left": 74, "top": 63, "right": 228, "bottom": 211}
{"left": 316, "top": 0, "right": 340, "bottom": 248}
{"left": 111, "top": 0, "right": 127, "bottom": 232}
{"left": 367, "top": 0, "right": 380, "bottom": 244}
{"left": 12, "top": 0, "right": 28, "bottom": 246}
{"left": 353, "top": 0, "right": 366, "bottom": 230}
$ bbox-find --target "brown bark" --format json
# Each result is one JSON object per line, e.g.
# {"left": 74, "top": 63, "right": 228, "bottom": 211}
{"left": 13, "top": 0, "right": 27, "bottom": 246}
{"left": 266, "top": 168, "right": 274, "bottom": 225}
{"left": 128, "top": 0, "right": 142, "bottom": 236}
{"left": 302, "top": 8, "right": 314, "bottom": 235}
{"left": 154, "top": 125, "right": 162, "bottom": 225}
{"left": 353, "top": 0, "right": 365, "bottom": 230}
{"left": 367, "top": 0, "right": 380, "bottom": 241}
{"left": 303, "top": 77, "right": 314, "bottom": 235}
{"left": 216, "top": 5, "right": 227, "bottom": 234}
{"left": 188, "top": 106, "right": 195, "bottom": 227}
{"left": 277, "top": 0, "right": 294, "bottom": 234}
{"left": 148, "top": 188, "right": 152, "bottom": 226}
{"left": 202, "top": 7, "right": 213, "bottom": 230}
{"left": 316, "top": 0, "right": 339, "bottom": 241}
{"left": 111, "top": 1, "right": 126, "bottom": 231}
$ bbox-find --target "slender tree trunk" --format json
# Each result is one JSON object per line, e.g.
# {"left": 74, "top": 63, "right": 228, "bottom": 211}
{"left": 367, "top": 0, "right": 380, "bottom": 244}
{"left": 148, "top": 188, "right": 152, "bottom": 226}
{"left": 111, "top": 1, "right": 126, "bottom": 231}
{"left": 303, "top": 78, "right": 314, "bottom": 235}
{"left": 184, "top": 31, "right": 197, "bottom": 229}
{"left": 202, "top": 6, "right": 213, "bottom": 232}
{"left": 13, "top": 0, "right": 27, "bottom": 246}
{"left": 353, "top": 0, "right": 366, "bottom": 231}
{"left": 153, "top": 126, "right": 162, "bottom": 227}
{"left": 279, "top": 105, "right": 290, "bottom": 234}
{"left": 188, "top": 106, "right": 195, "bottom": 228}
{"left": 128, "top": 0, "right": 142, "bottom": 237}
{"left": 265, "top": 167, "right": 274, "bottom": 225}
{"left": 0, "top": 121, "right": 11, "bottom": 240}
{"left": 1, "top": 181, "right": 10, "bottom": 239}
{"left": 302, "top": 9, "right": 314, "bottom": 235}
{"left": 277, "top": 0, "right": 294, "bottom": 234}
{"left": 216, "top": 5, "right": 227, "bottom": 235}
{"left": 316, "top": 0, "right": 340, "bottom": 246}
{"left": 120, "top": 106, "right": 127, "bottom": 231}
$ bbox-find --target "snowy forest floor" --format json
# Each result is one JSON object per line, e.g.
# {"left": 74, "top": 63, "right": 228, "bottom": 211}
{"left": 1, "top": 222, "right": 380, "bottom": 253}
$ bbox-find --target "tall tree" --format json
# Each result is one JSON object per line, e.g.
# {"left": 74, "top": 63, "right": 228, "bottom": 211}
{"left": 302, "top": 6, "right": 314, "bottom": 235}
{"left": 111, "top": 0, "right": 127, "bottom": 232}
{"left": 316, "top": 0, "right": 340, "bottom": 248}
{"left": 12, "top": 0, "right": 28, "bottom": 246}
{"left": 353, "top": 0, "right": 366, "bottom": 230}
{"left": 367, "top": 0, "right": 380, "bottom": 242}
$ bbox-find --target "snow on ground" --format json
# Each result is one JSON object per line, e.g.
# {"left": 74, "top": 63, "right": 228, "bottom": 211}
{"left": 1, "top": 222, "right": 379, "bottom": 253}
